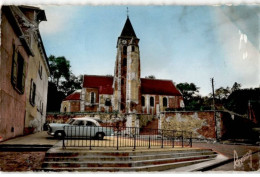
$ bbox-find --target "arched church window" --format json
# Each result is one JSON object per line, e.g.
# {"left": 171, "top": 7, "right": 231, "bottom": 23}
{"left": 132, "top": 46, "right": 135, "bottom": 52}
{"left": 123, "top": 58, "right": 127, "bottom": 66}
{"left": 105, "top": 98, "right": 111, "bottom": 106}
{"left": 141, "top": 96, "right": 145, "bottom": 106}
{"left": 90, "top": 92, "right": 95, "bottom": 104}
{"left": 123, "top": 46, "right": 127, "bottom": 55}
{"left": 150, "top": 97, "right": 154, "bottom": 107}
{"left": 163, "top": 97, "right": 168, "bottom": 107}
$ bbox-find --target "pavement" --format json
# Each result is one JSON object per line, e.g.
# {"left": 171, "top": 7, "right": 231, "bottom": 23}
{"left": 0, "top": 131, "right": 59, "bottom": 146}
{"left": 1, "top": 131, "right": 260, "bottom": 171}
{"left": 192, "top": 142, "right": 260, "bottom": 171}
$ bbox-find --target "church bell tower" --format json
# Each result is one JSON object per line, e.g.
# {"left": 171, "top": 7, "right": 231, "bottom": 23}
{"left": 113, "top": 16, "right": 142, "bottom": 113}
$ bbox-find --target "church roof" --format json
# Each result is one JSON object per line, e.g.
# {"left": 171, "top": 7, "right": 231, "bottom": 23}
{"left": 83, "top": 75, "right": 114, "bottom": 95}
{"left": 63, "top": 92, "right": 80, "bottom": 101}
{"left": 141, "top": 78, "right": 182, "bottom": 96}
{"left": 82, "top": 75, "right": 181, "bottom": 96}
{"left": 120, "top": 17, "right": 137, "bottom": 38}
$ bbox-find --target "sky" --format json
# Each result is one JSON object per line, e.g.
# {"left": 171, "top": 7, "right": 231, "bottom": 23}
{"left": 37, "top": 5, "right": 260, "bottom": 96}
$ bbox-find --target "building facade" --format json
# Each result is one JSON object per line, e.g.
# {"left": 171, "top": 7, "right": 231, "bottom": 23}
{"left": 61, "top": 17, "right": 184, "bottom": 116}
{"left": 0, "top": 6, "right": 49, "bottom": 141}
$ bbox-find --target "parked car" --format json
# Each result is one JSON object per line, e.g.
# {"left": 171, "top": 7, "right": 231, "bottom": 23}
{"left": 47, "top": 117, "right": 114, "bottom": 139}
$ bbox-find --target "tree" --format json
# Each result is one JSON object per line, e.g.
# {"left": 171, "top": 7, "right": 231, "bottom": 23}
{"left": 145, "top": 75, "right": 156, "bottom": 79}
{"left": 176, "top": 82, "right": 200, "bottom": 110}
{"left": 176, "top": 82, "right": 199, "bottom": 101}
{"left": 60, "top": 74, "right": 83, "bottom": 96}
{"left": 225, "top": 88, "right": 260, "bottom": 115}
{"left": 215, "top": 87, "right": 230, "bottom": 100}
{"left": 231, "top": 82, "right": 241, "bottom": 92}
{"left": 47, "top": 82, "right": 66, "bottom": 112}
{"left": 47, "top": 55, "right": 82, "bottom": 112}
{"left": 49, "top": 55, "right": 71, "bottom": 87}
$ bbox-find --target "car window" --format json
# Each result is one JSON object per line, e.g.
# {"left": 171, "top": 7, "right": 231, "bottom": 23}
{"left": 73, "top": 120, "right": 85, "bottom": 126}
{"left": 86, "top": 121, "right": 96, "bottom": 126}
{"left": 67, "top": 119, "right": 75, "bottom": 125}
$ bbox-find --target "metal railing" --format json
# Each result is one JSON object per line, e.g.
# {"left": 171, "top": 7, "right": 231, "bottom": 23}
{"left": 62, "top": 125, "right": 192, "bottom": 150}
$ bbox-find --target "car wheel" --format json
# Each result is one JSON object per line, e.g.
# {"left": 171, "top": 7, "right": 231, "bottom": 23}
{"left": 55, "top": 131, "right": 65, "bottom": 139}
{"left": 95, "top": 132, "right": 104, "bottom": 140}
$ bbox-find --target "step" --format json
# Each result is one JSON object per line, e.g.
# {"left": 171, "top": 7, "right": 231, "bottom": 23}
{"left": 40, "top": 158, "right": 213, "bottom": 172}
{"left": 43, "top": 150, "right": 216, "bottom": 162}
{"left": 45, "top": 148, "right": 212, "bottom": 157}
{"left": 42, "top": 154, "right": 217, "bottom": 168}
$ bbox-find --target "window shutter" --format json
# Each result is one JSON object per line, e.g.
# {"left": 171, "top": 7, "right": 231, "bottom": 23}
{"left": 12, "top": 48, "right": 18, "bottom": 85}
{"left": 21, "top": 61, "right": 26, "bottom": 93}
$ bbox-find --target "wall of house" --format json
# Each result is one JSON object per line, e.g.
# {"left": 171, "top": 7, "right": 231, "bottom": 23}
{"left": 160, "top": 111, "right": 221, "bottom": 140}
{"left": 60, "top": 101, "right": 70, "bottom": 112}
{"left": 99, "top": 94, "right": 113, "bottom": 112}
{"left": 69, "top": 101, "right": 80, "bottom": 112}
{"left": 141, "top": 95, "right": 183, "bottom": 116}
{"left": 82, "top": 88, "right": 99, "bottom": 112}
{"left": 24, "top": 32, "right": 48, "bottom": 133}
{"left": 0, "top": 10, "right": 29, "bottom": 141}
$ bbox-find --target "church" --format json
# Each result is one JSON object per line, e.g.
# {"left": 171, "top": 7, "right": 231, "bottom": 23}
{"left": 61, "top": 16, "right": 184, "bottom": 116}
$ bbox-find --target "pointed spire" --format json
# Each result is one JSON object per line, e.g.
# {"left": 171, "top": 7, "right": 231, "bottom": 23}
{"left": 120, "top": 17, "right": 137, "bottom": 38}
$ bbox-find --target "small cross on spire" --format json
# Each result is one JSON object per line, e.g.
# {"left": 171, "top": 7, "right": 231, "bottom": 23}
{"left": 127, "top": 7, "right": 129, "bottom": 18}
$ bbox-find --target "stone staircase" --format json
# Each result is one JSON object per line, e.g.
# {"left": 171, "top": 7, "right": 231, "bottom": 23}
{"left": 40, "top": 148, "right": 217, "bottom": 172}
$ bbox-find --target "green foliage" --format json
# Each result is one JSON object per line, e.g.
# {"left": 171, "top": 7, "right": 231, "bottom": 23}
{"left": 47, "top": 55, "right": 82, "bottom": 112}
{"left": 176, "top": 82, "right": 201, "bottom": 110}
{"left": 49, "top": 55, "right": 71, "bottom": 86}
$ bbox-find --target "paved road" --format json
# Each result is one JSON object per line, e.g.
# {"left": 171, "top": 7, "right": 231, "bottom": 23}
{"left": 193, "top": 142, "right": 260, "bottom": 171}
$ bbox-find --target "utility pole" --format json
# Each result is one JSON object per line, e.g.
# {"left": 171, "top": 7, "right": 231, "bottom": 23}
{"left": 211, "top": 78, "right": 215, "bottom": 110}
{"left": 211, "top": 78, "right": 218, "bottom": 141}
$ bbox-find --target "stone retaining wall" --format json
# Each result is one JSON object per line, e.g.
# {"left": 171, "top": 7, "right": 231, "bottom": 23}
{"left": 160, "top": 111, "right": 222, "bottom": 140}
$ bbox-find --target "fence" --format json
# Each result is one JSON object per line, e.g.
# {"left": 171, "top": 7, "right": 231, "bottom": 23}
{"left": 62, "top": 125, "right": 192, "bottom": 150}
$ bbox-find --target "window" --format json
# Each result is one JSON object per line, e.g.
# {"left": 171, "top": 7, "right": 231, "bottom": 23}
{"left": 11, "top": 46, "right": 26, "bottom": 94}
{"left": 132, "top": 46, "right": 135, "bottom": 52}
{"left": 123, "top": 46, "right": 127, "bottom": 55}
{"left": 121, "top": 103, "right": 125, "bottom": 110}
{"left": 163, "top": 97, "right": 168, "bottom": 107}
{"left": 86, "top": 121, "right": 95, "bottom": 126}
{"left": 105, "top": 98, "right": 111, "bottom": 106}
{"left": 141, "top": 96, "right": 145, "bottom": 106}
{"left": 90, "top": 92, "right": 95, "bottom": 104}
{"left": 29, "top": 79, "right": 36, "bottom": 106}
{"left": 38, "top": 62, "right": 42, "bottom": 79}
{"left": 150, "top": 97, "right": 154, "bottom": 107}
{"left": 123, "top": 58, "right": 127, "bottom": 67}
{"left": 74, "top": 120, "right": 84, "bottom": 126}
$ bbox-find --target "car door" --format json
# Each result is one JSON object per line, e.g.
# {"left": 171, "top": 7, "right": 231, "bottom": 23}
{"left": 86, "top": 121, "right": 97, "bottom": 138}
{"left": 66, "top": 120, "right": 85, "bottom": 137}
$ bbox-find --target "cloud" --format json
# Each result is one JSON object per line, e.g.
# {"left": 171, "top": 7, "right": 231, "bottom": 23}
{"left": 38, "top": 5, "right": 79, "bottom": 35}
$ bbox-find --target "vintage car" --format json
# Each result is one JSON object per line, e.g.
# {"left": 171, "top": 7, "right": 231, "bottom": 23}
{"left": 47, "top": 117, "right": 114, "bottom": 139}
